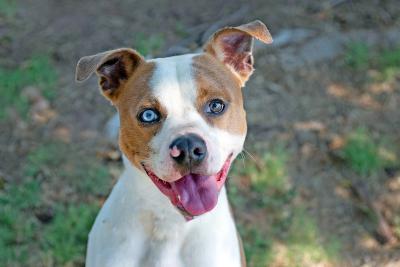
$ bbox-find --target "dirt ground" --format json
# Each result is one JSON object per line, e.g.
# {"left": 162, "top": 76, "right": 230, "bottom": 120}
{"left": 1, "top": 0, "right": 400, "bottom": 266}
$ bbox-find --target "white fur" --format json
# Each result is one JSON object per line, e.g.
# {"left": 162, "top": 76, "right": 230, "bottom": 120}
{"left": 86, "top": 158, "right": 242, "bottom": 267}
{"left": 86, "top": 54, "right": 245, "bottom": 267}
{"left": 149, "top": 54, "right": 245, "bottom": 181}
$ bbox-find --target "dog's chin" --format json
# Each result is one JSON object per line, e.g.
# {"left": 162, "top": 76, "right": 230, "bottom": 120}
{"left": 142, "top": 155, "right": 232, "bottom": 220}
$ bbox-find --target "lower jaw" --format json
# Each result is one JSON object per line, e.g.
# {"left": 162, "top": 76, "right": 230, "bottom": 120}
{"left": 142, "top": 156, "right": 232, "bottom": 219}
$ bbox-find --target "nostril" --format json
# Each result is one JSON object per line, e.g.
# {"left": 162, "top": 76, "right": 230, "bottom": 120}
{"left": 170, "top": 145, "right": 181, "bottom": 158}
{"left": 193, "top": 147, "right": 204, "bottom": 157}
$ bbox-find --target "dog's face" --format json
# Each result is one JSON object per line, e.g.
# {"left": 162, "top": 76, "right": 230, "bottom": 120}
{"left": 76, "top": 20, "right": 272, "bottom": 218}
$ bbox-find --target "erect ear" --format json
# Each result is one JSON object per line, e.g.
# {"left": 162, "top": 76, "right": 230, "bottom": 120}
{"left": 75, "top": 48, "right": 144, "bottom": 101}
{"left": 204, "top": 20, "right": 273, "bottom": 86}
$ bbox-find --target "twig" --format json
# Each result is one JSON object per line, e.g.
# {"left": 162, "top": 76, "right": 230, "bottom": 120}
{"left": 351, "top": 180, "right": 397, "bottom": 245}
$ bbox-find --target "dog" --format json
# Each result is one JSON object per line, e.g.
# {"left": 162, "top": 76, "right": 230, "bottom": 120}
{"left": 75, "top": 20, "right": 272, "bottom": 267}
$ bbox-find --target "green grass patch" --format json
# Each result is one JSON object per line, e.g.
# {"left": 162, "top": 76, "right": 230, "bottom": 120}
{"left": 230, "top": 147, "right": 341, "bottom": 267}
{"left": 345, "top": 43, "right": 400, "bottom": 81}
{"left": 0, "top": 179, "right": 42, "bottom": 266}
{"left": 1, "top": 140, "right": 114, "bottom": 266}
{"left": 376, "top": 47, "right": 400, "bottom": 81}
{"left": 24, "top": 142, "right": 64, "bottom": 177}
{"left": 134, "top": 33, "right": 164, "bottom": 56}
{"left": 42, "top": 204, "right": 98, "bottom": 265}
{"left": 345, "top": 42, "right": 370, "bottom": 70}
{"left": 378, "top": 47, "right": 400, "bottom": 68}
{"left": 0, "top": 156, "right": 101, "bottom": 266}
{"left": 230, "top": 146, "right": 293, "bottom": 266}
{"left": 238, "top": 224, "right": 274, "bottom": 267}
{"left": 341, "top": 128, "right": 397, "bottom": 176}
{"left": 24, "top": 142, "right": 112, "bottom": 196}
{"left": 0, "top": 0, "right": 16, "bottom": 18}
{"left": 233, "top": 145, "right": 289, "bottom": 195}
{"left": 394, "top": 215, "right": 400, "bottom": 238}
{"left": 0, "top": 55, "right": 57, "bottom": 119}
{"left": 174, "top": 21, "right": 190, "bottom": 38}
{"left": 342, "top": 128, "right": 381, "bottom": 175}
{"left": 285, "top": 208, "right": 340, "bottom": 266}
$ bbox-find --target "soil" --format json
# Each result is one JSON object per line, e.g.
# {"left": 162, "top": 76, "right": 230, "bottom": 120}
{"left": 1, "top": 0, "right": 400, "bottom": 266}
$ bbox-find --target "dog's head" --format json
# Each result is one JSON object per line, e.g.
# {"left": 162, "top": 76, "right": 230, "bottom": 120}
{"left": 76, "top": 20, "right": 272, "bottom": 218}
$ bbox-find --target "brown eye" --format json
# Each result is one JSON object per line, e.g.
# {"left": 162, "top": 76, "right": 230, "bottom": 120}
{"left": 205, "top": 99, "right": 226, "bottom": 115}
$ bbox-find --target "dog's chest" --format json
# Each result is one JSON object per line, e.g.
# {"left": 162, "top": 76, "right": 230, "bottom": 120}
{"left": 87, "top": 169, "right": 241, "bottom": 267}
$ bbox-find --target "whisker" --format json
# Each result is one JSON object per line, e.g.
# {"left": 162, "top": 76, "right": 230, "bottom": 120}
{"left": 242, "top": 148, "right": 257, "bottom": 163}
{"left": 238, "top": 151, "right": 246, "bottom": 168}
{"left": 242, "top": 148, "right": 264, "bottom": 170}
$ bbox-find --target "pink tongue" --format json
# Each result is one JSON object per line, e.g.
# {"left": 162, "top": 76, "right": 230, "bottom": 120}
{"left": 171, "top": 174, "right": 218, "bottom": 216}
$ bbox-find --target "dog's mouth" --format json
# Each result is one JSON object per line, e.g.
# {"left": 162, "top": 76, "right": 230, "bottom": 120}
{"left": 142, "top": 155, "right": 232, "bottom": 220}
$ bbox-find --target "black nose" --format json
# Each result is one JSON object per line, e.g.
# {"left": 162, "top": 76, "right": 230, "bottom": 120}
{"left": 169, "top": 134, "right": 207, "bottom": 166}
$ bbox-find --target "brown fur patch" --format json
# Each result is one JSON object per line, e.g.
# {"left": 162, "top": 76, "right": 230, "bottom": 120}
{"left": 192, "top": 53, "right": 247, "bottom": 136}
{"left": 75, "top": 48, "right": 144, "bottom": 102}
{"left": 115, "top": 62, "right": 166, "bottom": 169}
{"left": 97, "top": 51, "right": 142, "bottom": 100}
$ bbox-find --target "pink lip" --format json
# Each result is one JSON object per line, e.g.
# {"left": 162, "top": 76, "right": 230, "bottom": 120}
{"left": 142, "top": 155, "right": 232, "bottom": 219}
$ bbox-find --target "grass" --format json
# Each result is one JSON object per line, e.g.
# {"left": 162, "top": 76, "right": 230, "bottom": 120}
{"left": 394, "top": 215, "right": 400, "bottom": 238}
{"left": 174, "top": 21, "right": 190, "bottom": 38}
{"left": 345, "top": 43, "right": 370, "bottom": 70}
{"left": 341, "top": 128, "right": 398, "bottom": 176}
{"left": 376, "top": 47, "right": 400, "bottom": 81}
{"left": 229, "top": 146, "right": 341, "bottom": 267}
{"left": 345, "top": 42, "right": 400, "bottom": 81}
{"left": 2, "top": 137, "right": 348, "bottom": 267}
{"left": 0, "top": 0, "right": 16, "bottom": 18}
{"left": 0, "top": 141, "right": 113, "bottom": 266}
{"left": 0, "top": 180, "right": 41, "bottom": 266}
{"left": 0, "top": 55, "right": 57, "bottom": 119}
{"left": 134, "top": 33, "right": 164, "bottom": 56}
{"left": 24, "top": 142, "right": 112, "bottom": 196}
{"left": 238, "top": 224, "right": 274, "bottom": 267}
{"left": 342, "top": 128, "right": 382, "bottom": 175}
{"left": 0, "top": 179, "right": 99, "bottom": 266}
{"left": 233, "top": 145, "right": 289, "bottom": 195}
{"left": 284, "top": 208, "right": 341, "bottom": 267}
{"left": 24, "top": 142, "right": 64, "bottom": 177}
{"left": 42, "top": 204, "right": 98, "bottom": 265}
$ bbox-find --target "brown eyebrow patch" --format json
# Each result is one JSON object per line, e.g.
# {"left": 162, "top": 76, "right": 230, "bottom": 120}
{"left": 192, "top": 53, "right": 247, "bottom": 136}
{"left": 115, "top": 61, "right": 167, "bottom": 169}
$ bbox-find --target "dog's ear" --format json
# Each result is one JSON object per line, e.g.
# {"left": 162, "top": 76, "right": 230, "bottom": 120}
{"left": 204, "top": 20, "right": 272, "bottom": 86}
{"left": 75, "top": 48, "right": 144, "bottom": 101}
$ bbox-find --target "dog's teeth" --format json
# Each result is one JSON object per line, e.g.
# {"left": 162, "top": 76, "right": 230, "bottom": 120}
{"left": 177, "top": 195, "right": 181, "bottom": 201}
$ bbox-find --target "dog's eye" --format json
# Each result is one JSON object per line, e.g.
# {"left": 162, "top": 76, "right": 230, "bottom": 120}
{"left": 206, "top": 99, "right": 226, "bottom": 115}
{"left": 138, "top": 109, "right": 160, "bottom": 123}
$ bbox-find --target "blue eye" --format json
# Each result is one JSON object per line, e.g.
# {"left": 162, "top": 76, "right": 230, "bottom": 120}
{"left": 205, "top": 99, "right": 226, "bottom": 115}
{"left": 138, "top": 109, "right": 160, "bottom": 123}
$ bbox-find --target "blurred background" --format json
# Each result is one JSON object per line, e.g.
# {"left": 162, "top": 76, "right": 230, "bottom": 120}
{"left": 0, "top": 0, "right": 399, "bottom": 266}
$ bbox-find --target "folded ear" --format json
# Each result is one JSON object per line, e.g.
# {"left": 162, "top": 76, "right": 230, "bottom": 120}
{"left": 203, "top": 20, "right": 272, "bottom": 86}
{"left": 75, "top": 48, "right": 144, "bottom": 101}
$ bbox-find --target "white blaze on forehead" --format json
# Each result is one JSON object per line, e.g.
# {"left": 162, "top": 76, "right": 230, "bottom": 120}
{"left": 148, "top": 54, "right": 246, "bottom": 181}
{"left": 150, "top": 54, "right": 198, "bottom": 116}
